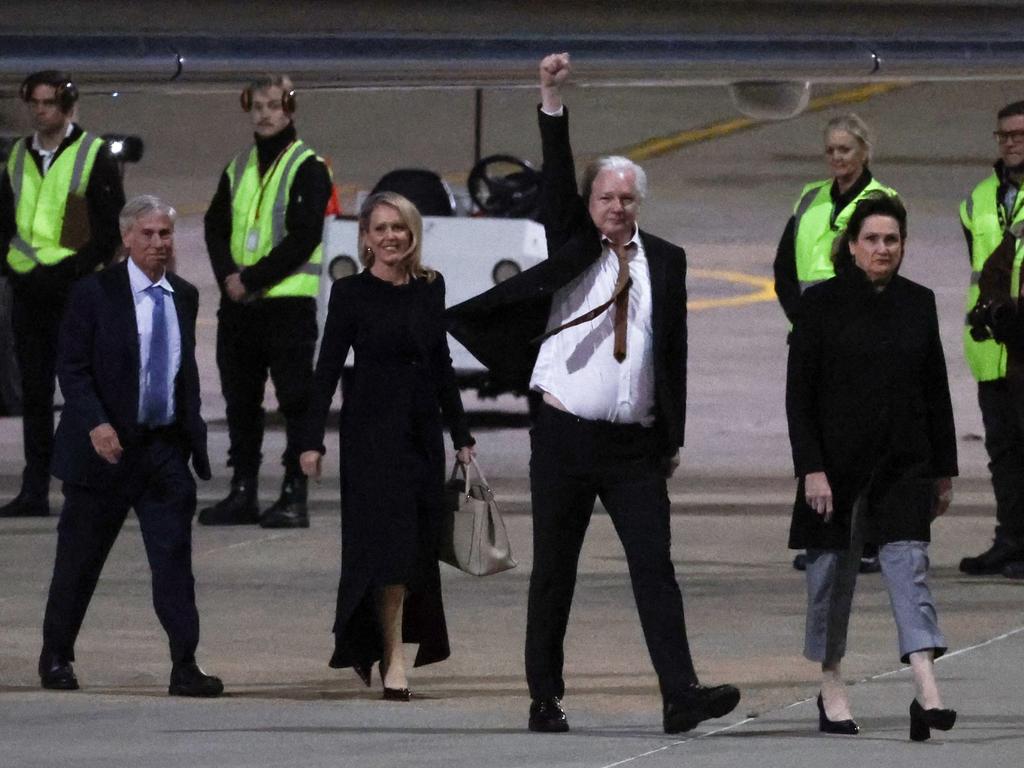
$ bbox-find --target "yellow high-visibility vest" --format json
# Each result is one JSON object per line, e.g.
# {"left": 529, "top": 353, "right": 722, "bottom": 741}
{"left": 792, "top": 177, "right": 896, "bottom": 292}
{"left": 227, "top": 140, "right": 323, "bottom": 299}
{"left": 4, "top": 132, "right": 103, "bottom": 274}
{"left": 960, "top": 173, "right": 1024, "bottom": 381}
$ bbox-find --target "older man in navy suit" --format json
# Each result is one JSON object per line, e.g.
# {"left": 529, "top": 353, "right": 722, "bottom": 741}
{"left": 37, "top": 195, "right": 222, "bottom": 697}
{"left": 449, "top": 54, "right": 740, "bottom": 734}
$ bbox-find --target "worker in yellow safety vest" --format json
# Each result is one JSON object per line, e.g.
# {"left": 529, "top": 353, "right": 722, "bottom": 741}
{"left": 773, "top": 113, "right": 896, "bottom": 575}
{"left": 0, "top": 70, "right": 124, "bottom": 518}
{"left": 200, "top": 73, "right": 332, "bottom": 530}
{"left": 958, "top": 100, "right": 1024, "bottom": 580}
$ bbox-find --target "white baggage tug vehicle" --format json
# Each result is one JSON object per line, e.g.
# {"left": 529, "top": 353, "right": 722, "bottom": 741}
{"left": 318, "top": 163, "right": 547, "bottom": 396}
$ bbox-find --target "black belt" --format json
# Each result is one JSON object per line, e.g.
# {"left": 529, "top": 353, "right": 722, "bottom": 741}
{"left": 538, "top": 399, "right": 651, "bottom": 437}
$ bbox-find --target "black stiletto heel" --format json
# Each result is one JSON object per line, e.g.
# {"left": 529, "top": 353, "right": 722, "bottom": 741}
{"left": 909, "top": 699, "right": 956, "bottom": 742}
{"left": 817, "top": 693, "right": 860, "bottom": 735}
{"left": 352, "top": 662, "right": 372, "bottom": 688}
{"left": 379, "top": 660, "right": 411, "bottom": 701}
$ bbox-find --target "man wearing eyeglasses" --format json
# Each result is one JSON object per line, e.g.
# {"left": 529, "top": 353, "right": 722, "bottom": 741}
{"left": 959, "top": 101, "right": 1024, "bottom": 579}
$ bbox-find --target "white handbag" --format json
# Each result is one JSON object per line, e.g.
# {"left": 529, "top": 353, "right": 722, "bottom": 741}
{"left": 439, "top": 458, "right": 517, "bottom": 576}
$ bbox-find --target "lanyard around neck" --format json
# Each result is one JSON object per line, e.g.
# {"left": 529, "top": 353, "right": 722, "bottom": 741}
{"left": 253, "top": 141, "right": 294, "bottom": 222}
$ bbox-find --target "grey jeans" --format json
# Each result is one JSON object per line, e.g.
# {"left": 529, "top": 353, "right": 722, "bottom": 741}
{"left": 803, "top": 498, "right": 946, "bottom": 664}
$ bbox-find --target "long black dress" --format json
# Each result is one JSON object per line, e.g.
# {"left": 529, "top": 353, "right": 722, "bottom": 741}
{"left": 303, "top": 269, "right": 473, "bottom": 670}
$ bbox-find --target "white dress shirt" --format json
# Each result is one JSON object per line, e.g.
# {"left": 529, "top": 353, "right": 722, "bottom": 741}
{"left": 530, "top": 227, "right": 656, "bottom": 425}
{"left": 31, "top": 123, "right": 75, "bottom": 174}
{"left": 128, "top": 258, "right": 182, "bottom": 425}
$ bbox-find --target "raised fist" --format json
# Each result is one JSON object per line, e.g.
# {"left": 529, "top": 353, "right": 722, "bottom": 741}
{"left": 539, "top": 53, "right": 571, "bottom": 88}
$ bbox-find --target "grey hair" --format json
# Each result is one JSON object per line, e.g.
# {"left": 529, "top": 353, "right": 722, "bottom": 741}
{"left": 824, "top": 113, "right": 873, "bottom": 162}
{"left": 119, "top": 195, "right": 177, "bottom": 235}
{"left": 581, "top": 155, "right": 648, "bottom": 204}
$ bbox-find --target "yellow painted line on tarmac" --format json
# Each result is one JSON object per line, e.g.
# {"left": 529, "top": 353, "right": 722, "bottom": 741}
{"left": 688, "top": 267, "right": 775, "bottom": 312}
{"left": 624, "top": 82, "right": 906, "bottom": 163}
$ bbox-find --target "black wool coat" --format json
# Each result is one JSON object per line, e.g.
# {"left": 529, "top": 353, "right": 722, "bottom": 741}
{"left": 786, "top": 266, "right": 958, "bottom": 549}
{"left": 446, "top": 107, "right": 688, "bottom": 457}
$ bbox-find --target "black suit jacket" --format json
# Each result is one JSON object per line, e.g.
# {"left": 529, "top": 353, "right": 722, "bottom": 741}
{"left": 51, "top": 259, "right": 211, "bottom": 486}
{"left": 447, "top": 107, "right": 687, "bottom": 455}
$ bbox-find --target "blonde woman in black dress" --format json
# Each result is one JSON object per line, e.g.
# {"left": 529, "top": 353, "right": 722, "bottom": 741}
{"left": 300, "top": 192, "right": 474, "bottom": 699}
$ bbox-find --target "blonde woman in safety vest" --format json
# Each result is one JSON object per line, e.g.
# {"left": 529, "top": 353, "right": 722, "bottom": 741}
{"left": 199, "top": 74, "right": 332, "bottom": 530}
{"left": 0, "top": 70, "right": 124, "bottom": 519}
{"left": 958, "top": 100, "right": 1024, "bottom": 579}
{"left": 773, "top": 113, "right": 895, "bottom": 575}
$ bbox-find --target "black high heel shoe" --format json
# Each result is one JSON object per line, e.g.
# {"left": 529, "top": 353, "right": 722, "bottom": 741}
{"left": 352, "top": 662, "right": 372, "bottom": 688}
{"left": 909, "top": 698, "right": 956, "bottom": 742}
{"left": 379, "top": 661, "right": 411, "bottom": 702}
{"left": 817, "top": 693, "right": 860, "bottom": 735}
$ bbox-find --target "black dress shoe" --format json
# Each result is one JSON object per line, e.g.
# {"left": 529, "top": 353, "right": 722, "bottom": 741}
{"left": 909, "top": 698, "right": 956, "bottom": 742}
{"left": 198, "top": 478, "right": 259, "bottom": 526}
{"left": 383, "top": 686, "right": 411, "bottom": 701}
{"left": 259, "top": 475, "right": 309, "bottom": 529}
{"left": 959, "top": 536, "right": 1024, "bottom": 575}
{"left": 0, "top": 490, "right": 50, "bottom": 518}
{"left": 169, "top": 661, "right": 224, "bottom": 697}
{"left": 858, "top": 556, "right": 881, "bottom": 574}
{"left": 39, "top": 656, "right": 79, "bottom": 691}
{"left": 663, "top": 683, "right": 741, "bottom": 734}
{"left": 817, "top": 693, "right": 859, "bottom": 735}
{"left": 529, "top": 697, "right": 569, "bottom": 733}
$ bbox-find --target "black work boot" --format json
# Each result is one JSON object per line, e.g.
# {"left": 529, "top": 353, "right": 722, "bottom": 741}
{"left": 259, "top": 474, "right": 309, "bottom": 529}
{"left": 197, "top": 477, "right": 259, "bottom": 526}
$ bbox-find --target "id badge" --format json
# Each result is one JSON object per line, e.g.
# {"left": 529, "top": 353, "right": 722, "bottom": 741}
{"left": 246, "top": 228, "right": 259, "bottom": 251}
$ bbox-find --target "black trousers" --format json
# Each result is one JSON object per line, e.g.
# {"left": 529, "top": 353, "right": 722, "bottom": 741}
{"left": 978, "top": 380, "right": 1024, "bottom": 540}
{"left": 525, "top": 402, "right": 698, "bottom": 701}
{"left": 41, "top": 435, "right": 200, "bottom": 665}
{"left": 215, "top": 297, "right": 317, "bottom": 478}
{"left": 11, "top": 285, "right": 69, "bottom": 498}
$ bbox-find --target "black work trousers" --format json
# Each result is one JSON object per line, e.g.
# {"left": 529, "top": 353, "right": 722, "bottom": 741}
{"left": 978, "top": 379, "right": 1024, "bottom": 540}
{"left": 41, "top": 435, "right": 201, "bottom": 665}
{"left": 215, "top": 297, "right": 317, "bottom": 479}
{"left": 11, "top": 284, "right": 70, "bottom": 499}
{"left": 525, "top": 402, "right": 698, "bottom": 702}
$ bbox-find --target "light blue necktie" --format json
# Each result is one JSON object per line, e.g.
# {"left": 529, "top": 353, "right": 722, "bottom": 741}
{"left": 141, "top": 284, "right": 169, "bottom": 426}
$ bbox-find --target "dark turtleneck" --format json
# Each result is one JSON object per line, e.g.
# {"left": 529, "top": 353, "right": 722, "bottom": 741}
{"left": 254, "top": 122, "right": 297, "bottom": 174}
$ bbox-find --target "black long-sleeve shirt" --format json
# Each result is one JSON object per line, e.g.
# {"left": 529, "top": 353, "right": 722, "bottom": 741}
{"left": 0, "top": 124, "right": 124, "bottom": 291}
{"left": 204, "top": 122, "right": 332, "bottom": 295}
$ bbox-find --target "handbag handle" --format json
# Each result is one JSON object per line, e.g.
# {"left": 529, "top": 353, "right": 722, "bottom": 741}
{"left": 449, "top": 456, "right": 490, "bottom": 495}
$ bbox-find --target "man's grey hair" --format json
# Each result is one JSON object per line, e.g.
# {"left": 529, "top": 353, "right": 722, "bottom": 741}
{"left": 581, "top": 156, "right": 648, "bottom": 204}
{"left": 119, "top": 195, "right": 177, "bottom": 235}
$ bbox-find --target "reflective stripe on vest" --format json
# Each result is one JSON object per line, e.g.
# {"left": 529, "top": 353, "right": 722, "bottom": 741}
{"left": 960, "top": 173, "right": 1024, "bottom": 381}
{"left": 5, "top": 132, "right": 103, "bottom": 274}
{"left": 227, "top": 141, "right": 323, "bottom": 299}
{"left": 792, "top": 177, "right": 896, "bottom": 289}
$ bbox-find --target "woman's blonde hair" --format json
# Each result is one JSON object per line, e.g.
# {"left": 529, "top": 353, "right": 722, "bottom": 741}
{"left": 824, "top": 113, "right": 873, "bottom": 163}
{"left": 357, "top": 191, "right": 435, "bottom": 282}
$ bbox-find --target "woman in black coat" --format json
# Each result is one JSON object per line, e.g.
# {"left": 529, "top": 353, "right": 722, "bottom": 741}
{"left": 786, "top": 192, "right": 958, "bottom": 741}
{"left": 300, "top": 192, "right": 475, "bottom": 700}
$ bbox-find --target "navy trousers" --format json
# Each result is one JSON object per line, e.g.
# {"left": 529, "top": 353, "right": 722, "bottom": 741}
{"left": 41, "top": 435, "right": 200, "bottom": 665}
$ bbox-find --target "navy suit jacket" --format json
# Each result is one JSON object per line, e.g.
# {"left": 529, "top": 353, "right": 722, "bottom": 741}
{"left": 51, "top": 259, "right": 211, "bottom": 486}
{"left": 447, "top": 107, "right": 688, "bottom": 455}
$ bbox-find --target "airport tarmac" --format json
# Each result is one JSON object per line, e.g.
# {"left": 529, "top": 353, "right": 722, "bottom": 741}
{"left": 2, "top": 79, "right": 1024, "bottom": 766}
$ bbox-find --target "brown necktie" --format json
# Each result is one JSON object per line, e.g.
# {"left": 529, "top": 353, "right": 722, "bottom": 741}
{"left": 531, "top": 244, "right": 634, "bottom": 364}
{"left": 612, "top": 248, "right": 631, "bottom": 362}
